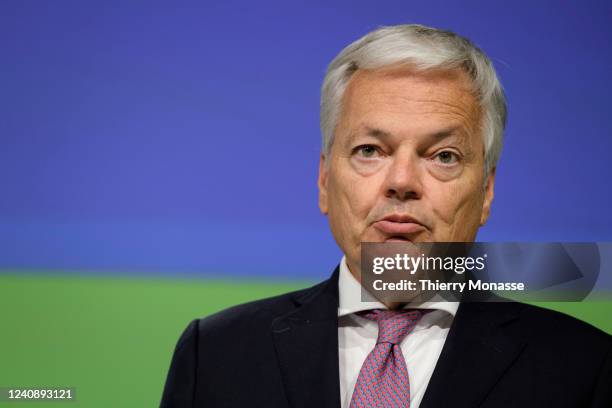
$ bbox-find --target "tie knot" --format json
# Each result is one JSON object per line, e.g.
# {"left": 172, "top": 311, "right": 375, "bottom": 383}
{"left": 358, "top": 309, "right": 423, "bottom": 344}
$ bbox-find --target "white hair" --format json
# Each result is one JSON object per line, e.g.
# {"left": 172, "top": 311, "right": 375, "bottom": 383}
{"left": 320, "top": 24, "right": 507, "bottom": 176}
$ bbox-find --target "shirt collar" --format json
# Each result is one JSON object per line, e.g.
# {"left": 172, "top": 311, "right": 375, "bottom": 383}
{"left": 337, "top": 255, "right": 459, "bottom": 318}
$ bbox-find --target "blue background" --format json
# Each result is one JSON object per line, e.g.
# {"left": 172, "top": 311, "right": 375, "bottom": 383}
{"left": 1, "top": 0, "right": 611, "bottom": 280}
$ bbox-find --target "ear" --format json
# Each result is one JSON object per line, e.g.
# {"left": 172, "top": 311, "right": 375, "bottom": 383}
{"left": 318, "top": 153, "right": 329, "bottom": 215}
{"left": 480, "top": 168, "right": 496, "bottom": 226}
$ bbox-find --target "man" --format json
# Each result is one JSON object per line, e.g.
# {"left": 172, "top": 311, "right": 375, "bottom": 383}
{"left": 160, "top": 24, "right": 611, "bottom": 407}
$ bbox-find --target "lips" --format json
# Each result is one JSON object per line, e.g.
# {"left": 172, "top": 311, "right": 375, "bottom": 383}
{"left": 373, "top": 215, "right": 426, "bottom": 236}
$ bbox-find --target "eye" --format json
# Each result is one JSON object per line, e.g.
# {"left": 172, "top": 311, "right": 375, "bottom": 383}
{"left": 433, "top": 150, "right": 460, "bottom": 165}
{"left": 353, "top": 144, "right": 381, "bottom": 158}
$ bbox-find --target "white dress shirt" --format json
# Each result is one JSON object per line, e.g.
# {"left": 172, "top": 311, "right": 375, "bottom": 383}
{"left": 338, "top": 256, "right": 459, "bottom": 408}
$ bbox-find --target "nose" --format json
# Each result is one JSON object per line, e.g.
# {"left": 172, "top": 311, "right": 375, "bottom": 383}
{"left": 383, "top": 151, "right": 423, "bottom": 201}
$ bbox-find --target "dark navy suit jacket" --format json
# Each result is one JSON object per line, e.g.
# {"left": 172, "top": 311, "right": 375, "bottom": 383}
{"left": 160, "top": 267, "right": 612, "bottom": 407}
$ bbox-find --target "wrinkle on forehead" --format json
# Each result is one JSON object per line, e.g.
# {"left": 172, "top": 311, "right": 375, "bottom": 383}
{"left": 337, "top": 66, "right": 483, "bottom": 146}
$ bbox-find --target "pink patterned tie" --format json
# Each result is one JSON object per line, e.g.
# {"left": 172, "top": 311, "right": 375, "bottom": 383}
{"left": 349, "top": 309, "right": 423, "bottom": 408}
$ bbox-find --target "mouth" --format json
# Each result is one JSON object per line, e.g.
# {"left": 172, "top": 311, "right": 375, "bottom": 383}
{"left": 372, "top": 214, "right": 427, "bottom": 241}
{"left": 385, "top": 236, "right": 413, "bottom": 242}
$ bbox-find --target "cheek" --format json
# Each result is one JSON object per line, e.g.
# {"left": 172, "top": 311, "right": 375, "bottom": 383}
{"left": 329, "top": 175, "right": 367, "bottom": 220}
{"left": 428, "top": 180, "right": 484, "bottom": 237}
{"left": 428, "top": 182, "right": 460, "bottom": 223}
{"left": 327, "top": 165, "right": 380, "bottom": 234}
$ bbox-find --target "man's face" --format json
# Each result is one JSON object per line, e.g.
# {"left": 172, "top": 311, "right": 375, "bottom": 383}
{"left": 318, "top": 67, "right": 495, "bottom": 276}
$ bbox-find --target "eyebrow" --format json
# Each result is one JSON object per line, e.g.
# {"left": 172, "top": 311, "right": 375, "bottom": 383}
{"left": 365, "top": 126, "right": 393, "bottom": 140}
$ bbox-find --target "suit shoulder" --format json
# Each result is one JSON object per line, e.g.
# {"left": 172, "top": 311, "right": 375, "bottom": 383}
{"left": 193, "top": 279, "right": 327, "bottom": 334}
{"left": 515, "top": 302, "right": 611, "bottom": 346}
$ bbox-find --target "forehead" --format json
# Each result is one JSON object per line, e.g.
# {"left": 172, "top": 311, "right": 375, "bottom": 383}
{"left": 338, "top": 66, "right": 482, "bottom": 141}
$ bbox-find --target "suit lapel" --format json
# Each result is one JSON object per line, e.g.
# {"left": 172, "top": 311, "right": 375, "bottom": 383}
{"left": 420, "top": 301, "right": 528, "bottom": 408}
{"left": 271, "top": 267, "right": 341, "bottom": 408}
